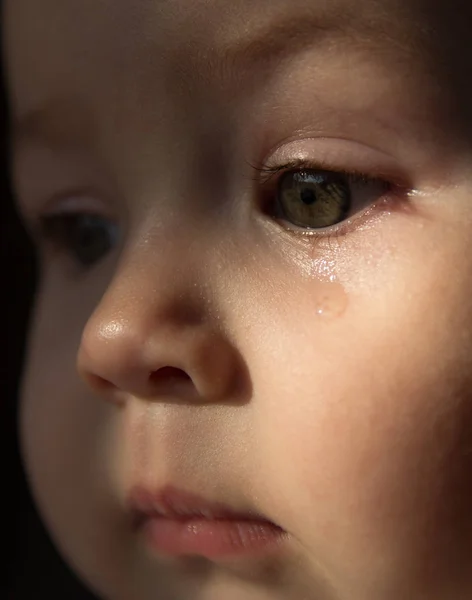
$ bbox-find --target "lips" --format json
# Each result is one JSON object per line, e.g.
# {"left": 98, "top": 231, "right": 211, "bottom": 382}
{"left": 129, "top": 484, "right": 270, "bottom": 524}
{"left": 128, "top": 484, "right": 287, "bottom": 559}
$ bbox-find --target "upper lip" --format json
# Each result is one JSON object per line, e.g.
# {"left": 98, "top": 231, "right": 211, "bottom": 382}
{"left": 128, "top": 484, "right": 273, "bottom": 526}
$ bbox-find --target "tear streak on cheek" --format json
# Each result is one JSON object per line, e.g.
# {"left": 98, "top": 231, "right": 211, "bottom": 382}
{"left": 311, "top": 281, "right": 349, "bottom": 320}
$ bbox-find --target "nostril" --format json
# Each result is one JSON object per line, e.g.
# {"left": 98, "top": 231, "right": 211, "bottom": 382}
{"left": 149, "top": 366, "right": 192, "bottom": 385}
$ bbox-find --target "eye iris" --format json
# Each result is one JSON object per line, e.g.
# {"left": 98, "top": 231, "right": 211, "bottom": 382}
{"left": 41, "top": 213, "right": 117, "bottom": 267}
{"left": 278, "top": 170, "right": 351, "bottom": 229}
{"left": 72, "top": 215, "right": 113, "bottom": 266}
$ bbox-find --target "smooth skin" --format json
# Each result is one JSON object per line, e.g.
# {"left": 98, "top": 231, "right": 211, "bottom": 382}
{"left": 4, "top": 0, "right": 472, "bottom": 598}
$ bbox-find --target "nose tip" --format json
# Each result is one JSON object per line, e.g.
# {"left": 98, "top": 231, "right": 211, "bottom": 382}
{"left": 77, "top": 318, "right": 148, "bottom": 401}
{"left": 77, "top": 314, "right": 248, "bottom": 405}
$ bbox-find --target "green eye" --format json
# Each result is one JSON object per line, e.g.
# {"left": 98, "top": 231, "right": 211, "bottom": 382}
{"left": 39, "top": 213, "right": 119, "bottom": 268}
{"left": 275, "top": 169, "right": 388, "bottom": 230}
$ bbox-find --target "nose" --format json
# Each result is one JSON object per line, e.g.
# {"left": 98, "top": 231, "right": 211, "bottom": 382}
{"left": 77, "top": 265, "right": 244, "bottom": 405}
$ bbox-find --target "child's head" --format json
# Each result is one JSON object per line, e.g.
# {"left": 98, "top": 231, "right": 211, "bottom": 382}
{"left": 5, "top": 0, "right": 472, "bottom": 598}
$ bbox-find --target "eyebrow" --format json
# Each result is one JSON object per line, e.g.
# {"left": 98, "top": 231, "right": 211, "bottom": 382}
{"left": 223, "top": 14, "right": 341, "bottom": 68}
{"left": 210, "top": 9, "right": 412, "bottom": 79}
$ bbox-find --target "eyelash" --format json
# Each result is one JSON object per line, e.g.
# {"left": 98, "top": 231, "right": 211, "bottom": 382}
{"left": 252, "top": 159, "right": 378, "bottom": 185}
{"left": 250, "top": 157, "right": 407, "bottom": 241}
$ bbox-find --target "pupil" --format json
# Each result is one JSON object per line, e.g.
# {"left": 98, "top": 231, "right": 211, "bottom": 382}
{"left": 79, "top": 229, "right": 94, "bottom": 248}
{"left": 301, "top": 188, "right": 317, "bottom": 205}
{"left": 75, "top": 216, "right": 110, "bottom": 265}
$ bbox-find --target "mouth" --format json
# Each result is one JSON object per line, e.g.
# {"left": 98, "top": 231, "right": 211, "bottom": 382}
{"left": 128, "top": 484, "right": 288, "bottom": 560}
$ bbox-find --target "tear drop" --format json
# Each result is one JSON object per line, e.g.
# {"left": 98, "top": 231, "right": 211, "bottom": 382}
{"left": 313, "top": 281, "right": 348, "bottom": 319}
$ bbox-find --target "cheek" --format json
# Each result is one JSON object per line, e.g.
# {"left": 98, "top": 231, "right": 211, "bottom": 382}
{"left": 19, "top": 270, "right": 131, "bottom": 598}
{"left": 20, "top": 266, "right": 111, "bottom": 480}
{"left": 251, "top": 216, "right": 472, "bottom": 583}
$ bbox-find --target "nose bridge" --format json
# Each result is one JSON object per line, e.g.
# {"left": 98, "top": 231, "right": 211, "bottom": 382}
{"left": 76, "top": 238, "right": 243, "bottom": 404}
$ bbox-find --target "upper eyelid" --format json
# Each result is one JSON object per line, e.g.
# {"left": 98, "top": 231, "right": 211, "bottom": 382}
{"left": 250, "top": 158, "right": 301, "bottom": 174}
{"left": 251, "top": 160, "right": 401, "bottom": 191}
{"left": 14, "top": 184, "right": 121, "bottom": 226}
{"left": 255, "top": 136, "right": 417, "bottom": 188}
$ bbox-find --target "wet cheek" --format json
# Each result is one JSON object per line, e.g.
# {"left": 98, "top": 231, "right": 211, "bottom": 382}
{"left": 253, "top": 218, "right": 472, "bottom": 579}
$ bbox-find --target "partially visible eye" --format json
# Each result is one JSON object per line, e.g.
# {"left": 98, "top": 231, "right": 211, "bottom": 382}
{"left": 269, "top": 167, "right": 391, "bottom": 231}
{"left": 38, "top": 212, "right": 119, "bottom": 268}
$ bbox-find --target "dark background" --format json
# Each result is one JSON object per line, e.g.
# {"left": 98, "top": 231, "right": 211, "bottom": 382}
{"left": 1, "top": 5, "right": 97, "bottom": 599}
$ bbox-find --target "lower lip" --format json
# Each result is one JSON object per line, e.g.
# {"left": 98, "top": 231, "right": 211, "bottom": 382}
{"left": 139, "top": 516, "right": 287, "bottom": 559}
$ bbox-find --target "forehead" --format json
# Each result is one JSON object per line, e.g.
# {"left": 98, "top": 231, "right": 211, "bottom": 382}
{"left": 3, "top": 0, "right": 429, "bottom": 98}
{"left": 4, "top": 0, "right": 472, "bottom": 153}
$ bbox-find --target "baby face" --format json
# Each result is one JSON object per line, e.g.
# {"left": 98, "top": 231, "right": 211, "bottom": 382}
{"left": 5, "top": 0, "right": 472, "bottom": 598}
